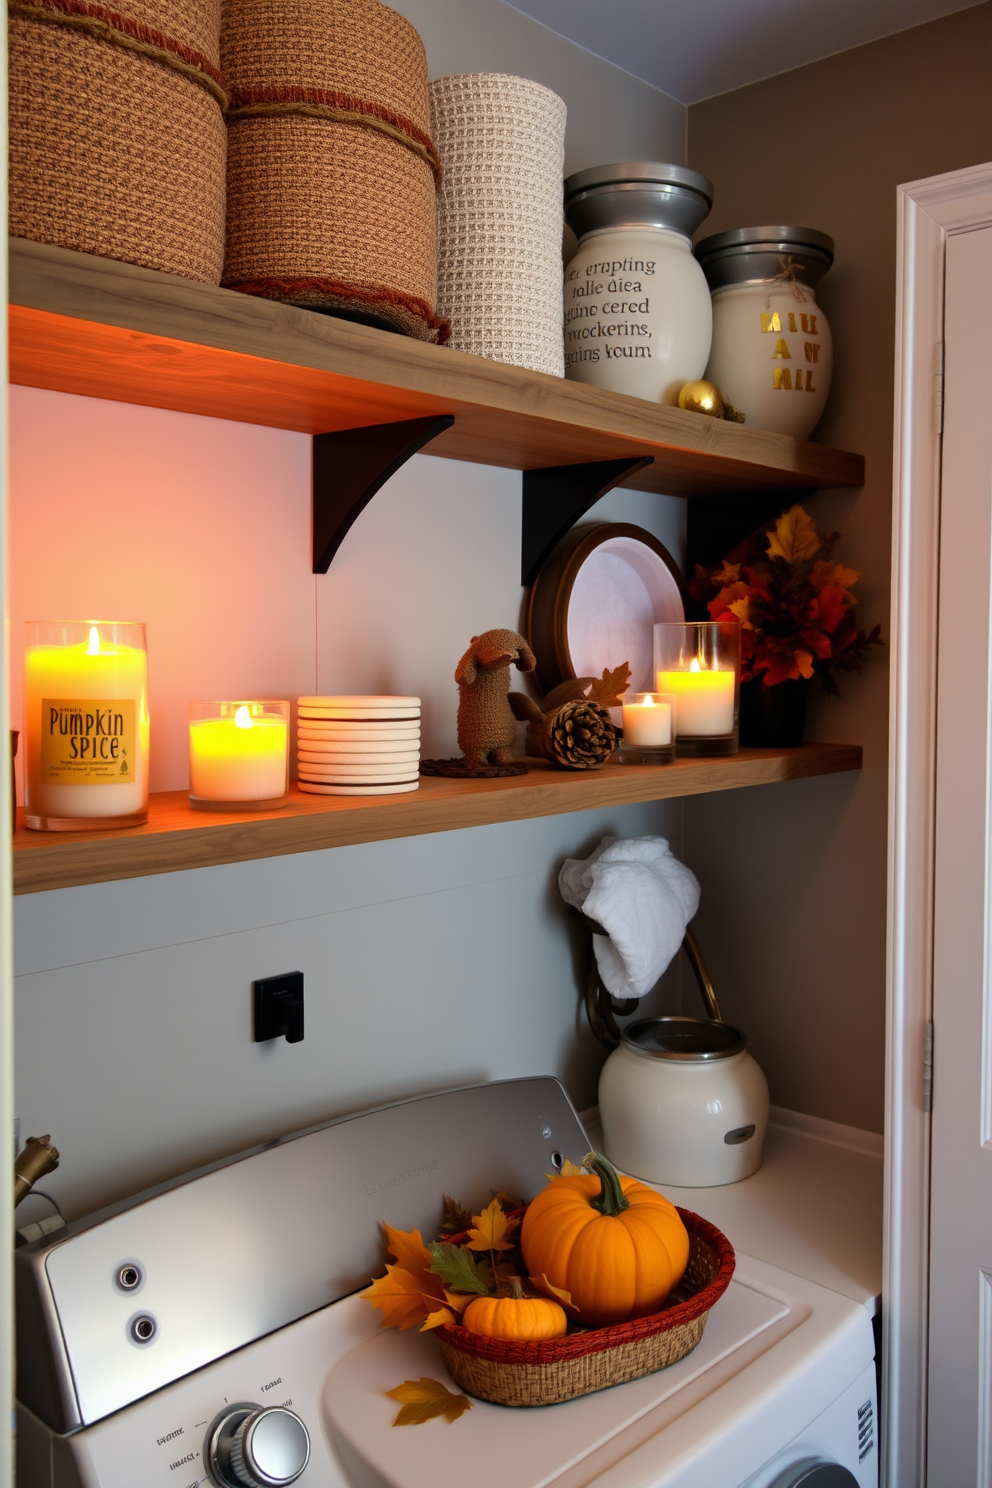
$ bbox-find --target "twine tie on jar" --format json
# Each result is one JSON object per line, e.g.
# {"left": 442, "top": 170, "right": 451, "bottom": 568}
{"left": 764, "top": 255, "right": 810, "bottom": 306}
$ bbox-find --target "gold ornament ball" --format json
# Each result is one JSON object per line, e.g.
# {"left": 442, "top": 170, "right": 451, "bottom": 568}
{"left": 678, "top": 380, "right": 725, "bottom": 418}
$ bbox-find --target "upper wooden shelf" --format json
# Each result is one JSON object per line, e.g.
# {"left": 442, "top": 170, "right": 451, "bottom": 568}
{"left": 8, "top": 239, "right": 864, "bottom": 500}
{"left": 12, "top": 744, "right": 862, "bottom": 894}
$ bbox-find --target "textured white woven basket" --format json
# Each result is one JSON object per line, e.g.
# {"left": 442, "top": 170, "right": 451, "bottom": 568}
{"left": 430, "top": 73, "right": 566, "bottom": 377}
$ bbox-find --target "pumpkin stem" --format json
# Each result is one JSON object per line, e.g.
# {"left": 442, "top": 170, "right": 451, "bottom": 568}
{"left": 584, "top": 1151, "right": 630, "bottom": 1216}
{"left": 508, "top": 1275, "right": 526, "bottom": 1299}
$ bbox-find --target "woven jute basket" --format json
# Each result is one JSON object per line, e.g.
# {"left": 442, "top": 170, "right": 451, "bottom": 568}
{"left": 437, "top": 1209, "right": 734, "bottom": 1407}
{"left": 430, "top": 73, "right": 566, "bottom": 376}
{"left": 9, "top": 0, "right": 227, "bottom": 283}
{"left": 221, "top": 0, "right": 447, "bottom": 342}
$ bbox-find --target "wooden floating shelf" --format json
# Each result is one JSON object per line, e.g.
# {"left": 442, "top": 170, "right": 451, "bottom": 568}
{"left": 8, "top": 239, "right": 864, "bottom": 500}
{"left": 12, "top": 745, "right": 862, "bottom": 895}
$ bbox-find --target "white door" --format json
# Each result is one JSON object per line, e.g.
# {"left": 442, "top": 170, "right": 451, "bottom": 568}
{"left": 928, "top": 223, "right": 992, "bottom": 1484}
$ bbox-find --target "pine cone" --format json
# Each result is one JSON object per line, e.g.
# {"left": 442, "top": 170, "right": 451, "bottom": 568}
{"left": 526, "top": 699, "right": 616, "bottom": 770}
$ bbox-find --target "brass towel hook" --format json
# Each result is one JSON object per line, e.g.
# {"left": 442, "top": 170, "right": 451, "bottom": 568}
{"left": 579, "top": 913, "right": 724, "bottom": 1049}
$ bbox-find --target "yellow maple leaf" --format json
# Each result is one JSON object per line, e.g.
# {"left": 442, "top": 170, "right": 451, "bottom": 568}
{"left": 727, "top": 597, "right": 753, "bottom": 629}
{"left": 546, "top": 1157, "right": 587, "bottom": 1180}
{"left": 420, "top": 1306, "right": 459, "bottom": 1331}
{"left": 810, "top": 558, "right": 861, "bottom": 594}
{"left": 467, "top": 1197, "right": 520, "bottom": 1252}
{"left": 386, "top": 1377, "right": 473, "bottom": 1426}
{"left": 361, "top": 1263, "right": 447, "bottom": 1331}
{"left": 766, "top": 505, "right": 820, "bottom": 564}
{"left": 529, "top": 1272, "right": 580, "bottom": 1314}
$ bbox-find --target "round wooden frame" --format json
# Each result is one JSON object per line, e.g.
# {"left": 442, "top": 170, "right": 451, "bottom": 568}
{"left": 525, "top": 522, "right": 686, "bottom": 697}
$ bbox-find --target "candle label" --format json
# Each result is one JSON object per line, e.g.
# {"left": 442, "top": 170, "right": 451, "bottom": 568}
{"left": 41, "top": 699, "right": 136, "bottom": 783}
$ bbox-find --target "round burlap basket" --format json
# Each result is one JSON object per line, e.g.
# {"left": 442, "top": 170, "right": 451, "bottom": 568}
{"left": 437, "top": 1208, "right": 734, "bottom": 1406}
{"left": 430, "top": 73, "right": 566, "bottom": 376}
{"left": 221, "top": 0, "right": 446, "bottom": 342}
{"left": 9, "top": 0, "right": 227, "bottom": 283}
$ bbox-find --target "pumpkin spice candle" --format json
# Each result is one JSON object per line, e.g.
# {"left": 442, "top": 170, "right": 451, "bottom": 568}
{"left": 23, "top": 621, "right": 149, "bottom": 831}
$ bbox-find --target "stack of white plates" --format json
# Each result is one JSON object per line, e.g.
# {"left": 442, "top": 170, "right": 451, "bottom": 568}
{"left": 296, "top": 696, "right": 421, "bottom": 796}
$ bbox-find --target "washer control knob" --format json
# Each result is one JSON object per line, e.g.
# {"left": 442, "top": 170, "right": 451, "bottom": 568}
{"left": 206, "top": 1403, "right": 310, "bottom": 1488}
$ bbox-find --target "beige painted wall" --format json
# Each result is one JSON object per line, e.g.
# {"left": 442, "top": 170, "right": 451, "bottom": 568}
{"left": 684, "top": 3, "right": 992, "bottom": 1133}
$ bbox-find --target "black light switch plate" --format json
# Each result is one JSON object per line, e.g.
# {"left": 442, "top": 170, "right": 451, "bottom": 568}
{"left": 253, "top": 971, "right": 305, "bottom": 1044}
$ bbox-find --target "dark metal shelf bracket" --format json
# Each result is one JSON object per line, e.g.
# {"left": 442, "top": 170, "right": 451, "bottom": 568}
{"left": 521, "top": 456, "right": 653, "bottom": 586}
{"left": 313, "top": 414, "right": 455, "bottom": 573}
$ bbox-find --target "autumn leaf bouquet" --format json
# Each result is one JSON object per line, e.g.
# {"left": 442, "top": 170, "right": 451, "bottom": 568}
{"left": 690, "top": 504, "right": 881, "bottom": 694}
{"left": 361, "top": 1152, "right": 734, "bottom": 1412}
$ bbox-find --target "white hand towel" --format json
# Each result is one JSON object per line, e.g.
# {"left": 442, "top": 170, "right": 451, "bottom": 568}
{"left": 559, "top": 836, "right": 700, "bottom": 1000}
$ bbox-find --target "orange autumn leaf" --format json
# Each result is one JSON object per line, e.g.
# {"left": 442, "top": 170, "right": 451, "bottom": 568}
{"left": 383, "top": 1223, "right": 433, "bottom": 1279}
{"left": 386, "top": 1377, "right": 473, "bottom": 1426}
{"left": 467, "top": 1198, "right": 520, "bottom": 1253}
{"left": 362, "top": 1264, "right": 447, "bottom": 1331}
{"left": 766, "top": 505, "right": 820, "bottom": 565}
{"left": 711, "top": 560, "right": 741, "bottom": 587}
{"left": 529, "top": 1272, "right": 580, "bottom": 1314}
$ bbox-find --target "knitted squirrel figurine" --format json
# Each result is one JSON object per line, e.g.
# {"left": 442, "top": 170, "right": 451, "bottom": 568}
{"left": 455, "top": 629, "right": 536, "bottom": 768}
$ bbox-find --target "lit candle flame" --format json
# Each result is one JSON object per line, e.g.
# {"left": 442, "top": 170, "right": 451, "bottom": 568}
{"left": 87, "top": 626, "right": 100, "bottom": 656}
{"left": 643, "top": 694, "right": 655, "bottom": 706}
{"left": 689, "top": 657, "right": 701, "bottom": 672}
{"left": 234, "top": 705, "right": 252, "bottom": 730}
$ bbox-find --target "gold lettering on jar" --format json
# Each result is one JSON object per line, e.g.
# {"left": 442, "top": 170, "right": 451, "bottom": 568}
{"left": 771, "top": 338, "right": 792, "bottom": 360}
{"left": 774, "top": 368, "right": 793, "bottom": 390}
{"left": 788, "top": 312, "right": 798, "bottom": 333}
{"left": 805, "top": 342, "right": 821, "bottom": 363}
{"left": 804, "top": 370, "right": 816, "bottom": 392}
{"left": 760, "top": 312, "right": 782, "bottom": 333}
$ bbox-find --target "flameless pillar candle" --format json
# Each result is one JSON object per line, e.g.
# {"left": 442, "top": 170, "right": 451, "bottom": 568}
{"left": 654, "top": 620, "right": 740, "bottom": 756}
{"left": 656, "top": 662, "right": 734, "bottom": 735}
{"left": 189, "top": 701, "right": 289, "bottom": 809}
{"left": 23, "top": 621, "right": 149, "bottom": 830}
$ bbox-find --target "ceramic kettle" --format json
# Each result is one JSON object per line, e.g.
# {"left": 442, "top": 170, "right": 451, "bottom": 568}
{"left": 588, "top": 925, "right": 769, "bottom": 1187}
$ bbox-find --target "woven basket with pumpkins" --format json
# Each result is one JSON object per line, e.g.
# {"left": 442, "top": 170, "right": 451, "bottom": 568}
{"left": 363, "top": 1152, "right": 735, "bottom": 1408}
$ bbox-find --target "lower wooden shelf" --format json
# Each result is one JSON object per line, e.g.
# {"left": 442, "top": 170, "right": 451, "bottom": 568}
{"left": 11, "top": 745, "right": 862, "bottom": 895}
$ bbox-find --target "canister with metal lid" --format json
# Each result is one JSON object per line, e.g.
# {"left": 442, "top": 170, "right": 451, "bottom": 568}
{"left": 694, "top": 226, "right": 834, "bottom": 439}
{"left": 563, "top": 163, "right": 714, "bottom": 404}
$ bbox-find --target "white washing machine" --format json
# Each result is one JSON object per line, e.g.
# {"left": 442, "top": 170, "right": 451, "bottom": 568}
{"left": 14, "top": 1079, "right": 878, "bottom": 1488}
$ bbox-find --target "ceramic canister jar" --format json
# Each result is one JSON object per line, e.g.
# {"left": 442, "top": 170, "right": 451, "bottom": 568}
{"left": 563, "top": 163, "right": 714, "bottom": 404}
{"left": 694, "top": 226, "right": 835, "bottom": 439}
{"left": 598, "top": 1017, "right": 770, "bottom": 1186}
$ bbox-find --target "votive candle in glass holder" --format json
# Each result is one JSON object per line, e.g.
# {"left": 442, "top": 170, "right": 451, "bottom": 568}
{"left": 654, "top": 620, "right": 740, "bottom": 756}
{"left": 189, "top": 701, "right": 289, "bottom": 810}
{"left": 620, "top": 692, "right": 676, "bottom": 764}
{"left": 24, "top": 621, "right": 149, "bottom": 831}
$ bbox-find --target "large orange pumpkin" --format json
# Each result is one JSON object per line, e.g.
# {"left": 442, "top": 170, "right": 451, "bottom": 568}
{"left": 520, "top": 1152, "right": 689, "bottom": 1328}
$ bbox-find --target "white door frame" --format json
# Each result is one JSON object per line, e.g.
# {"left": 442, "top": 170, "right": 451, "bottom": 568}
{"left": 887, "top": 160, "right": 992, "bottom": 1488}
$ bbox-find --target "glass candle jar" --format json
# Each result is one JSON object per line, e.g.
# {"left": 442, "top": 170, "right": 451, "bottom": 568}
{"left": 619, "top": 692, "right": 676, "bottom": 764}
{"left": 654, "top": 621, "right": 740, "bottom": 756}
{"left": 23, "top": 621, "right": 149, "bottom": 831}
{"left": 694, "top": 226, "right": 834, "bottom": 439}
{"left": 563, "top": 163, "right": 714, "bottom": 404}
{"left": 189, "top": 701, "right": 290, "bottom": 810}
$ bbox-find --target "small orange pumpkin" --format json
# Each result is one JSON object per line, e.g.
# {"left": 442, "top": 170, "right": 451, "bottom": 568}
{"left": 461, "top": 1277, "right": 567, "bottom": 1341}
{"left": 520, "top": 1152, "right": 689, "bottom": 1329}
